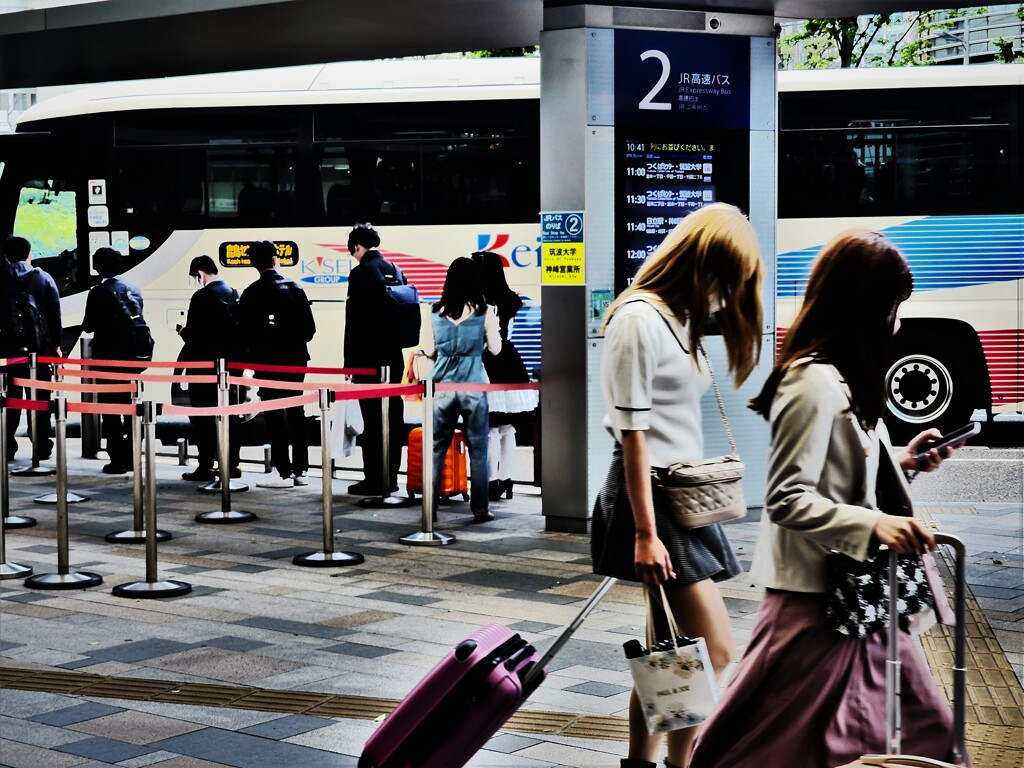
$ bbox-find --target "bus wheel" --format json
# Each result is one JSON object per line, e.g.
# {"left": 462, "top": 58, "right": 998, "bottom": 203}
{"left": 884, "top": 341, "right": 973, "bottom": 445}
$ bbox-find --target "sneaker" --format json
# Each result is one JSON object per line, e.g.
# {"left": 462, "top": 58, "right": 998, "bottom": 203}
{"left": 347, "top": 479, "right": 381, "bottom": 496}
{"left": 102, "top": 463, "right": 129, "bottom": 475}
{"left": 293, "top": 472, "right": 309, "bottom": 487}
{"left": 182, "top": 468, "right": 216, "bottom": 482}
{"left": 257, "top": 475, "right": 294, "bottom": 489}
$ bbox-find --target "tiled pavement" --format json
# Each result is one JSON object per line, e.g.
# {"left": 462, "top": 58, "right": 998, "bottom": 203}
{"left": 0, "top": 444, "right": 1021, "bottom": 767}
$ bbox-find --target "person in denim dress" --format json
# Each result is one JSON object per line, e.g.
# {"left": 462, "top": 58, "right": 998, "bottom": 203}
{"left": 424, "top": 258, "right": 501, "bottom": 522}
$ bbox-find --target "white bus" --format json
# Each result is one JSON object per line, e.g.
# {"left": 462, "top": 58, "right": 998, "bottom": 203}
{"left": 778, "top": 64, "right": 1023, "bottom": 443}
{"left": 1, "top": 58, "right": 543, "bottom": 395}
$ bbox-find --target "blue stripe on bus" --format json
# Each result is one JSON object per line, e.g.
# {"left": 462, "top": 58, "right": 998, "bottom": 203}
{"left": 777, "top": 215, "right": 1024, "bottom": 294}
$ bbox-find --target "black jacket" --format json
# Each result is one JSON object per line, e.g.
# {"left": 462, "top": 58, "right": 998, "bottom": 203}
{"left": 180, "top": 279, "right": 240, "bottom": 362}
{"left": 82, "top": 276, "right": 144, "bottom": 360}
{"left": 4, "top": 261, "right": 62, "bottom": 356}
{"left": 238, "top": 270, "right": 315, "bottom": 365}
{"left": 344, "top": 250, "right": 407, "bottom": 367}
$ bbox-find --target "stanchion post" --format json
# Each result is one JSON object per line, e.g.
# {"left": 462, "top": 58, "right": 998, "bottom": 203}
{"left": 24, "top": 395, "right": 102, "bottom": 589}
{"left": 0, "top": 372, "right": 36, "bottom": 530}
{"left": 195, "top": 361, "right": 256, "bottom": 524}
{"left": 106, "top": 378, "right": 168, "bottom": 543}
{"left": 293, "top": 388, "right": 364, "bottom": 567}
{"left": 12, "top": 352, "right": 54, "bottom": 477}
{"left": 401, "top": 380, "right": 454, "bottom": 546}
{"left": 79, "top": 338, "right": 100, "bottom": 458}
{"left": 112, "top": 400, "right": 190, "bottom": 598}
{"left": 0, "top": 375, "right": 33, "bottom": 578}
{"left": 359, "top": 366, "right": 410, "bottom": 509}
{"left": 200, "top": 359, "right": 248, "bottom": 495}
{"left": 34, "top": 362, "right": 88, "bottom": 505}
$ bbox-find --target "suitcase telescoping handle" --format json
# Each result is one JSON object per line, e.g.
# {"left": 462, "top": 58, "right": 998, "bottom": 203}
{"left": 521, "top": 576, "right": 617, "bottom": 690}
{"left": 885, "top": 533, "right": 967, "bottom": 766}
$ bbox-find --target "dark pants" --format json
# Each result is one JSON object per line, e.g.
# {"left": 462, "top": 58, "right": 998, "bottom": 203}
{"left": 355, "top": 360, "right": 404, "bottom": 488}
{"left": 4, "top": 362, "right": 53, "bottom": 459}
{"left": 259, "top": 372, "right": 307, "bottom": 479}
{"left": 97, "top": 364, "right": 146, "bottom": 469}
{"left": 188, "top": 382, "right": 240, "bottom": 470}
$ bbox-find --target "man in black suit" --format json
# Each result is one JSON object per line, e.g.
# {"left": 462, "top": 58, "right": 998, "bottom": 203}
{"left": 238, "top": 241, "right": 316, "bottom": 488}
{"left": 178, "top": 255, "right": 241, "bottom": 481}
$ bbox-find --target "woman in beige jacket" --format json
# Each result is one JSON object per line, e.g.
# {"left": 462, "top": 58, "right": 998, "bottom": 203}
{"left": 689, "top": 230, "right": 966, "bottom": 768}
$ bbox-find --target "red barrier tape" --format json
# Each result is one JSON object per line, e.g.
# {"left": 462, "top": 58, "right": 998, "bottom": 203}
{"left": 435, "top": 382, "right": 542, "bottom": 393}
{"left": 164, "top": 392, "right": 318, "bottom": 417}
{"left": 333, "top": 383, "right": 424, "bottom": 401}
{"left": 45, "top": 356, "right": 215, "bottom": 369}
{"left": 57, "top": 368, "right": 218, "bottom": 385}
{"left": 0, "top": 356, "right": 30, "bottom": 366}
{"left": 68, "top": 401, "right": 136, "bottom": 416}
{"left": 4, "top": 398, "right": 49, "bottom": 411}
{"left": 227, "top": 362, "right": 376, "bottom": 376}
{"left": 12, "top": 377, "right": 137, "bottom": 394}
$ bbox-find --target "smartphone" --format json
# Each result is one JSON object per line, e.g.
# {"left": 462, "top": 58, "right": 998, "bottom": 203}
{"left": 913, "top": 421, "right": 980, "bottom": 467}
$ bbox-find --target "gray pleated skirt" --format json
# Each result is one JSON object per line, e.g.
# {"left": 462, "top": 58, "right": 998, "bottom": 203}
{"left": 590, "top": 445, "right": 741, "bottom": 584}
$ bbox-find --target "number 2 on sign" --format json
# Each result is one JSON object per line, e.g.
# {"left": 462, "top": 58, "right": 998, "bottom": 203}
{"left": 639, "top": 50, "right": 672, "bottom": 111}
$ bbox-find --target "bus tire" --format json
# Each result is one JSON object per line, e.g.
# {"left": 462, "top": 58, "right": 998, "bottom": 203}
{"left": 883, "top": 334, "right": 975, "bottom": 446}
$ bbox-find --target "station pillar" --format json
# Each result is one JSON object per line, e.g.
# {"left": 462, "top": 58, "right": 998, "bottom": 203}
{"left": 539, "top": 3, "right": 777, "bottom": 532}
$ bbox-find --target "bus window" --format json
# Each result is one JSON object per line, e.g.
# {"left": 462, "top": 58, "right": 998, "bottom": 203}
{"left": 209, "top": 149, "right": 296, "bottom": 222}
{"left": 119, "top": 149, "right": 206, "bottom": 221}
{"left": 320, "top": 151, "right": 353, "bottom": 224}
{"left": 13, "top": 179, "right": 79, "bottom": 296}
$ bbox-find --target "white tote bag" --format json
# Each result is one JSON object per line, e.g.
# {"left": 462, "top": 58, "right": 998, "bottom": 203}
{"left": 628, "top": 584, "right": 719, "bottom": 735}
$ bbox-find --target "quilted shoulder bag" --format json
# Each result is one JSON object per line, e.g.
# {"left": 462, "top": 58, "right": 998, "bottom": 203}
{"left": 622, "top": 296, "right": 746, "bottom": 530}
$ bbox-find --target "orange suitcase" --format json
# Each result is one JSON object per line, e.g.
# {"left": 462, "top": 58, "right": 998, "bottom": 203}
{"left": 407, "top": 427, "right": 469, "bottom": 501}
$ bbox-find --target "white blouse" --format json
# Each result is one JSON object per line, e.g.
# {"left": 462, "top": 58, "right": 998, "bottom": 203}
{"left": 601, "top": 298, "right": 709, "bottom": 468}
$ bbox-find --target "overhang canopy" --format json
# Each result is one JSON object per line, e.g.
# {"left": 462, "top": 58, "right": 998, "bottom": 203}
{"left": 1, "top": 1, "right": 950, "bottom": 88}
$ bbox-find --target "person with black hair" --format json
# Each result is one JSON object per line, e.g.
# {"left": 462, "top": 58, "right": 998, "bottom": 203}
{"left": 343, "top": 223, "right": 409, "bottom": 496}
{"left": 471, "top": 250, "right": 538, "bottom": 501}
{"left": 424, "top": 257, "right": 500, "bottom": 522}
{"left": 178, "top": 254, "right": 242, "bottom": 481}
{"left": 689, "top": 230, "right": 963, "bottom": 768}
{"left": 238, "top": 240, "right": 316, "bottom": 488}
{"left": 82, "top": 247, "right": 147, "bottom": 473}
{"left": 2, "top": 235, "right": 61, "bottom": 460}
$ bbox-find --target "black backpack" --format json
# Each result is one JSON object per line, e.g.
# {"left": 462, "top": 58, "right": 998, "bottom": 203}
{"left": 2, "top": 269, "right": 47, "bottom": 355}
{"left": 381, "top": 269, "right": 421, "bottom": 349}
{"left": 105, "top": 282, "right": 155, "bottom": 361}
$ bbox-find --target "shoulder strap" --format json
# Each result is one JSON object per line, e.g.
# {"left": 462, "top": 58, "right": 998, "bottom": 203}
{"left": 622, "top": 295, "right": 738, "bottom": 457}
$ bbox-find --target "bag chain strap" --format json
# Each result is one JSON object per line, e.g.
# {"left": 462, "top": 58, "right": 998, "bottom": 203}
{"left": 698, "top": 346, "right": 739, "bottom": 458}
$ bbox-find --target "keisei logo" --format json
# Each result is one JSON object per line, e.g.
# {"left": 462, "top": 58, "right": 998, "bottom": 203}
{"left": 476, "top": 234, "right": 542, "bottom": 269}
{"left": 300, "top": 254, "right": 349, "bottom": 284}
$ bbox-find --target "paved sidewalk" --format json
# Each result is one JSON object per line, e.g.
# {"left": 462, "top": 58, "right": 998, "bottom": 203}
{"left": 0, "top": 444, "right": 1020, "bottom": 767}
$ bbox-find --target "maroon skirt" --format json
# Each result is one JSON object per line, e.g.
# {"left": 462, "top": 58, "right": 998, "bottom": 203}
{"left": 688, "top": 590, "right": 965, "bottom": 768}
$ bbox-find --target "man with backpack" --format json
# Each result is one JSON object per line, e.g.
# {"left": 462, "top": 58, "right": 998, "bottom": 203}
{"left": 343, "top": 224, "right": 419, "bottom": 497}
{"left": 82, "top": 247, "right": 153, "bottom": 474}
{"left": 178, "top": 255, "right": 242, "bottom": 482}
{"left": 2, "top": 235, "right": 62, "bottom": 460}
{"left": 238, "top": 240, "right": 316, "bottom": 488}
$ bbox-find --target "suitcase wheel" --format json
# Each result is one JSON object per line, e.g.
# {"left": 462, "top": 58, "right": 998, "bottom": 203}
{"left": 462, "top": 492, "right": 469, "bottom": 501}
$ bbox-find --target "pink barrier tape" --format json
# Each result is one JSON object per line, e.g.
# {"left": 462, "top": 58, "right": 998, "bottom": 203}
{"left": 164, "top": 392, "right": 318, "bottom": 417}
{"left": 228, "top": 375, "right": 358, "bottom": 392}
{"left": 4, "top": 397, "right": 49, "bottom": 412}
{"left": 227, "top": 361, "right": 376, "bottom": 376}
{"left": 0, "top": 356, "right": 30, "bottom": 366}
{"left": 68, "top": 401, "right": 137, "bottom": 417}
{"left": 57, "top": 367, "right": 218, "bottom": 385}
{"left": 435, "top": 382, "right": 542, "bottom": 393}
{"left": 332, "top": 383, "right": 424, "bottom": 400}
{"left": 12, "top": 377, "right": 136, "bottom": 394}
{"left": 46, "top": 356, "right": 216, "bottom": 369}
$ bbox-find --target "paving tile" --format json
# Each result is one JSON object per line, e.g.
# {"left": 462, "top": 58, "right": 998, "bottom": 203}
{"left": 146, "top": 647, "right": 304, "bottom": 684}
{"left": 89, "top": 639, "right": 199, "bottom": 664}
{"left": 319, "top": 641, "right": 400, "bottom": 659}
{"left": 238, "top": 714, "right": 335, "bottom": 740}
{"left": 225, "top": 564, "right": 274, "bottom": 574}
{"left": 29, "top": 702, "right": 126, "bottom": 727}
{"left": 354, "top": 590, "right": 442, "bottom": 607}
{"left": 232, "top": 617, "right": 350, "bottom": 639}
{"left": 0, "top": 714, "right": 96, "bottom": 749}
{"left": 151, "top": 728, "right": 357, "bottom": 768}
{"left": 68, "top": 710, "right": 205, "bottom": 744}
{"left": 0, "top": 640, "right": 24, "bottom": 652}
{"left": 1, "top": 592, "right": 54, "bottom": 604}
{"left": 54, "top": 735, "right": 157, "bottom": 763}
{"left": 119, "top": 750, "right": 183, "bottom": 768}
{"left": 17, "top": 545, "right": 58, "bottom": 554}
{"left": 0, "top": 738, "right": 85, "bottom": 768}
{"left": 562, "top": 681, "right": 632, "bottom": 697}
{"left": 197, "top": 636, "right": 271, "bottom": 653}
{"left": 486, "top": 733, "right": 544, "bottom": 753}
{"left": 509, "top": 621, "right": 560, "bottom": 634}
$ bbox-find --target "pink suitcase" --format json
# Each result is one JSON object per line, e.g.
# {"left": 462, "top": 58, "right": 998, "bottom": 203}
{"left": 359, "top": 577, "right": 616, "bottom": 768}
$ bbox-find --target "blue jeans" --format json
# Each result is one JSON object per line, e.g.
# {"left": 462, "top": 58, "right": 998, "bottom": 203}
{"left": 432, "top": 390, "right": 489, "bottom": 513}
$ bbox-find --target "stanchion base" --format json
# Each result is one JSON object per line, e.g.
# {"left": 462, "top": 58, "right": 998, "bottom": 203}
{"left": 11, "top": 465, "right": 55, "bottom": 477}
{"left": 104, "top": 529, "right": 172, "bottom": 544}
{"left": 112, "top": 579, "right": 192, "bottom": 599}
{"left": 358, "top": 494, "right": 414, "bottom": 509}
{"left": 24, "top": 571, "right": 103, "bottom": 590}
{"left": 198, "top": 480, "right": 249, "bottom": 494}
{"left": 400, "top": 530, "right": 456, "bottom": 547}
{"left": 34, "top": 491, "right": 89, "bottom": 505}
{"left": 3, "top": 515, "right": 37, "bottom": 529}
{"left": 194, "top": 509, "right": 257, "bottom": 524}
{"left": 292, "top": 551, "right": 365, "bottom": 567}
{"left": 0, "top": 562, "right": 33, "bottom": 580}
